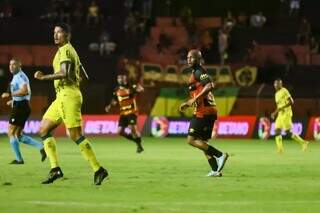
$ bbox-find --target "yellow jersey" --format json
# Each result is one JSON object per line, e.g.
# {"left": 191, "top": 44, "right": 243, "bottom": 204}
{"left": 53, "top": 42, "right": 81, "bottom": 91}
{"left": 275, "top": 87, "right": 293, "bottom": 116}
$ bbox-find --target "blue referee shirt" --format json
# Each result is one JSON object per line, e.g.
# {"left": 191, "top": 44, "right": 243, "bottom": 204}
{"left": 10, "top": 70, "right": 31, "bottom": 101}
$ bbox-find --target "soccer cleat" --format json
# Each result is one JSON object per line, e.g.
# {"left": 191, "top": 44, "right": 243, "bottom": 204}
{"left": 94, "top": 167, "right": 108, "bottom": 185}
{"left": 9, "top": 159, "right": 24, "bottom": 164}
{"left": 206, "top": 170, "right": 222, "bottom": 177}
{"left": 40, "top": 148, "right": 47, "bottom": 162}
{"left": 42, "top": 167, "right": 64, "bottom": 184}
{"left": 301, "top": 141, "right": 309, "bottom": 152}
{"left": 136, "top": 145, "right": 144, "bottom": 153}
{"left": 216, "top": 153, "right": 229, "bottom": 172}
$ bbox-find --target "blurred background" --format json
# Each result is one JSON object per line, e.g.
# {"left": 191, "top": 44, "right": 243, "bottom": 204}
{"left": 0, "top": 0, "right": 319, "bottom": 139}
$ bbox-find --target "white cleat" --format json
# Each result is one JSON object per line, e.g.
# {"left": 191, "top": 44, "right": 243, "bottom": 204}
{"left": 206, "top": 170, "right": 222, "bottom": 177}
{"left": 216, "top": 153, "right": 229, "bottom": 172}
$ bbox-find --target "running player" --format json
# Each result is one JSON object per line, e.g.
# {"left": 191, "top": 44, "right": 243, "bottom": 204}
{"left": 105, "top": 74, "right": 144, "bottom": 153}
{"left": 1, "top": 58, "right": 46, "bottom": 164}
{"left": 179, "top": 49, "right": 228, "bottom": 177}
{"left": 34, "top": 23, "right": 108, "bottom": 185}
{"left": 271, "top": 79, "right": 308, "bottom": 153}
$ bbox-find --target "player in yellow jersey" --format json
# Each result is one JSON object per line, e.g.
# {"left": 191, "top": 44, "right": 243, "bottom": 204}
{"left": 34, "top": 23, "right": 108, "bottom": 185}
{"left": 271, "top": 79, "right": 308, "bottom": 153}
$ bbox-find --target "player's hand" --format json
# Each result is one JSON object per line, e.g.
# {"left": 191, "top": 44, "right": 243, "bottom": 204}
{"left": 179, "top": 102, "right": 189, "bottom": 112}
{"left": 6, "top": 100, "right": 12, "bottom": 106}
{"left": 105, "top": 105, "right": 111, "bottom": 113}
{"left": 34, "top": 71, "right": 44, "bottom": 80}
{"left": 136, "top": 84, "right": 144, "bottom": 93}
{"left": 271, "top": 110, "right": 277, "bottom": 120}
{"left": 1, "top": 92, "right": 10, "bottom": 98}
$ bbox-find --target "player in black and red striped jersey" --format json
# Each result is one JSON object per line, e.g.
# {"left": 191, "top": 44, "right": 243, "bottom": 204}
{"left": 105, "top": 74, "right": 144, "bottom": 153}
{"left": 179, "top": 49, "right": 229, "bottom": 177}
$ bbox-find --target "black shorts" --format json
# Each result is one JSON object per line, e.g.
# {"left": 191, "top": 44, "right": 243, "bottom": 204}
{"left": 188, "top": 114, "right": 217, "bottom": 141}
{"left": 9, "top": 100, "right": 31, "bottom": 128}
{"left": 119, "top": 113, "right": 137, "bottom": 127}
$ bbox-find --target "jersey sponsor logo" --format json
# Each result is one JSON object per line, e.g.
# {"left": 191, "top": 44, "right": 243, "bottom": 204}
{"left": 200, "top": 74, "right": 209, "bottom": 81}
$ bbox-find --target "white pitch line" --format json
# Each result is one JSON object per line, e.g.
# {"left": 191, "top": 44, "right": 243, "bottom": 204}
{"left": 25, "top": 200, "right": 320, "bottom": 208}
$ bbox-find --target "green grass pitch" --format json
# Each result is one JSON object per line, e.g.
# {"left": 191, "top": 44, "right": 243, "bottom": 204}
{"left": 0, "top": 136, "right": 320, "bottom": 213}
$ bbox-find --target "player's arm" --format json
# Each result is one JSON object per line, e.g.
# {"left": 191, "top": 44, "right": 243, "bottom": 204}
{"left": 180, "top": 71, "right": 213, "bottom": 112}
{"left": 34, "top": 61, "right": 71, "bottom": 81}
{"left": 271, "top": 97, "right": 294, "bottom": 119}
{"left": 1, "top": 84, "right": 11, "bottom": 98}
{"left": 11, "top": 83, "right": 29, "bottom": 97}
{"left": 105, "top": 98, "right": 118, "bottom": 112}
{"left": 135, "top": 84, "right": 144, "bottom": 93}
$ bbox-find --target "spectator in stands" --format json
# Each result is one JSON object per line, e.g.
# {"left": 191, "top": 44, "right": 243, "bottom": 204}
{"left": 59, "top": 0, "right": 71, "bottom": 23}
{"left": 223, "top": 11, "right": 236, "bottom": 33}
{"left": 156, "top": 31, "right": 172, "bottom": 54}
{"left": 142, "top": 0, "right": 153, "bottom": 18}
{"left": 124, "top": 12, "right": 137, "bottom": 34}
{"left": 86, "top": 0, "right": 100, "bottom": 26}
{"left": 124, "top": 0, "right": 134, "bottom": 11}
{"left": 179, "top": 6, "right": 192, "bottom": 27}
{"left": 218, "top": 28, "right": 228, "bottom": 65}
{"left": 237, "top": 11, "right": 248, "bottom": 28}
{"left": 0, "top": 0, "right": 13, "bottom": 19}
{"left": 290, "top": 0, "right": 300, "bottom": 16}
{"left": 73, "top": 1, "right": 84, "bottom": 23}
{"left": 309, "top": 36, "right": 319, "bottom": 54}
{"left": 297, "top": 18, "right": 311, "bottom": 45}
{"left": 99, "top": 29, "right": 116, "bottom": 55}
{"left": 250, "top": 12, "right": 266, "bottom": 28}
{"left": 40, "top": 0, "right": 58, "bottom": 22}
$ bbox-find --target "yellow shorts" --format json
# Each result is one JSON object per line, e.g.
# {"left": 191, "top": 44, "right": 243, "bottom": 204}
{"left": 43, "top": 88, "right": 83, "bottom": 128}
{"left": 275, "top": 113, "right": 292, "bottom": 131}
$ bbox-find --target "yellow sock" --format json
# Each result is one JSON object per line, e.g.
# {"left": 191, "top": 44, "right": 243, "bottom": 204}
{"left": 43, "top": 137, "right": 59, "bottom": 169}
{"left": 291, "top": 134, "right": 304, "bottom": 145}
{"left": 275, "top": 135, "right": 284, "bottom": 153}
{"left": 77, "top": 137, "right": 100, "bottom": 172}
{"left": 291, "top": 134, "right": 308, "bottom": 151}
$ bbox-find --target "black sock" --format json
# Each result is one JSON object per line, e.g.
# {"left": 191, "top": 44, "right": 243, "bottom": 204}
{"left": 208, "top": 158, "right": 218, "bottom": 171}
{"left": 134, "top": 137, "right": 142, "bottom": 145}
{"left": 122, "top": 134, "right": 135, "bottom": 142}
{"left": 206, "top": 145, "right": 223, "bottom": 158}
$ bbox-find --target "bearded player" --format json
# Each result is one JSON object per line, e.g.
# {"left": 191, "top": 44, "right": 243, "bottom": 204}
{"left": 179, "top": 49, "right": 228, "bottom": 177}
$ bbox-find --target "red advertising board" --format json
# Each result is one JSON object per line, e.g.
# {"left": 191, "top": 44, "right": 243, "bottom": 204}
{"left": 212, "top": 116, "right": 257, "bottom": 138}
{"left": 305, "top": 117, "right": 320, "bottom": 140}
{"left": 0, "top": 115, "right": 148, "bottom": 137}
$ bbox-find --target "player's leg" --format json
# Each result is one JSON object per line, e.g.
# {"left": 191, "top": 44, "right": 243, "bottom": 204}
{"left": 188, "top": 115, "right": 228, "bottom": 174}
{"left": 68, "top": 126, "right": 108, "bottom": 185}
{"left": 274, "top": 115, "right": 284, "bottom": 153}
{"left": 284, "top": 115, "right": 308, "bottom": 151}
{"left": 39, "top": 99, "right": 64, "bottom": 184}
{"left": 130, "top": 124, "right": 144, "bottom": 153}
{"left": 118, "top": 115, "right": 136, "bottom": 142}
{"left": 286, "top": 129, "right": 308, "bottom": 149}
{"left": 15, "top": 127, "right": 46, "bottom": 162}
{"left": 7, "top": 124, "right": 24, "bottom": 164}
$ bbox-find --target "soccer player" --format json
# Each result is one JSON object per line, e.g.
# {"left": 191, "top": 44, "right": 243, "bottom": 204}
{"left": 271, "top": 79, "right": 308, "bottom": 153}
{"left": 1, "top": 58, "right": 46, "bottom": 164}
{"left": 105, "top": 74, "right": 144, "bottom": 153}
{"left": 34, "top": 23, "right": 108, "bottom": 185}
{"left": 179, "top": 49, "right": 228, "bottom": 177}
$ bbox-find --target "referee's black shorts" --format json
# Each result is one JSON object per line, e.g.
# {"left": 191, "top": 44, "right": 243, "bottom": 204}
{"left": 188, "top": 114, "right": 217, "bottom": 141}
{"left": 9, "top": 100, "right": 31, "bottom": 128}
